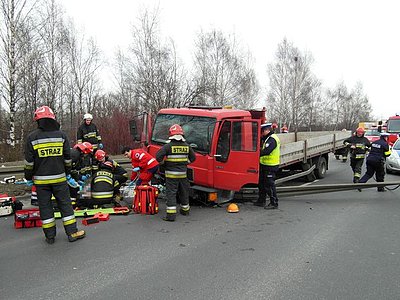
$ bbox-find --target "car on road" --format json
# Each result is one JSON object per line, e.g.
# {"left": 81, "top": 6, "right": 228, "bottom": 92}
{"left": 386, "top": 138, "right": 400, "bottom": 174}
{"left": 364, "top": 128, "right": 381, "bottom": 143}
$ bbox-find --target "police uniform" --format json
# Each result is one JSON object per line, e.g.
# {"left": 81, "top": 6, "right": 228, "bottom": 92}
{"left": 358, "top": 135, "right": 391, "bottom": 191}
{"left": 24, "top": 107, "right": 84, "bottom": 243}
{"left": 343, "top": 135, "right": 371, "bottom": 182}
{"left": 156, "top": 137, "right": 196, "bottom": 221}
{"left": 255, "top": 124, "right": 280, "bottom": 209}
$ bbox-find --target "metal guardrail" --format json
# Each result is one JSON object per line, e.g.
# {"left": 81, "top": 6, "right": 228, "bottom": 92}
{"left": 0, "top": 159, "right": 132, "bottom": 177}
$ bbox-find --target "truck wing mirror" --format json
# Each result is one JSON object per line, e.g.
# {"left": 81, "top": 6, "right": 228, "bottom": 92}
{"left": 129, "top": 120, "right": 140, "bottom": 141}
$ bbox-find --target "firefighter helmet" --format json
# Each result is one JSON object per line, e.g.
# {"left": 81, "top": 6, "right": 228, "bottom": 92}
{"left": 74, "top": 142, "right": 93, "bottom": 154}
{"left": 227, "top": 203, "right": 239, "bottom": 213}
{"left": 83, "top": 113, "right": 93, "bottom": 120}
{"left": 94, "top": 150, "right": 106, "bottom": 161}
{"left": 356, "top": 127, "right": 365, "bottom": 135}
{"left": 169, "top": 124, "right": 184, "bottom": 136}
{"left": 33, "top": 106, "right": 56, "bottom": 121}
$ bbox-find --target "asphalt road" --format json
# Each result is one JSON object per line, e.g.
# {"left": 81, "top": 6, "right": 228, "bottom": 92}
{"left": 1, "top": 155, "right": 400, "bottom": 300}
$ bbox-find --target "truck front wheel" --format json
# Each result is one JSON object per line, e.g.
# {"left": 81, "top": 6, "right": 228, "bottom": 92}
{"left": 314, "top": 156, "right": 327, "bottom": 179}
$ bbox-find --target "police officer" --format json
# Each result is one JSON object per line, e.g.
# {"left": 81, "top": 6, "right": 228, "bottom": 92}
{"left": 156, "top": 124, "right": 196, "bottom": 221}
{"left": 358, "top": 132, "right": 391, "bottom": 191}
{"left": 254, "top": 122, "right": 280, "bottom": 209}
{"left": 24, "top": 106, "right": 85, "bottom": 244}
{"left": 77, "top": 113, "right": 103, "bottom": 151}
{"left": 343, "top": 127, "right": 371, "bottom": 183}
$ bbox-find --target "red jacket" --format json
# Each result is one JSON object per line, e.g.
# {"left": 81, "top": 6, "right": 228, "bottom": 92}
{"left": 129, "top": 149, "right": 159, "bottom": 180}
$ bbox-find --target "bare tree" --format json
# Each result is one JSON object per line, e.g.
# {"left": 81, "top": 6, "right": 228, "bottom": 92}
{"left": 0, "top": 0, "right": 36, "bottom": 146}
{"left": 267, "top": 38, "right": 319, "bottom": 131}
{"left": 67, "top": 27, "right": 102, "bottom": 114}
{"left": 192, "top": 29, "right": 259, "bottom": 108}
{"left": 124, "top": 8, "right": 186, "bottom": 114}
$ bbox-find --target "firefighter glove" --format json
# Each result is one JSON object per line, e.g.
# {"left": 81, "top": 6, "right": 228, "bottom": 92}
{"left": 133, "top": 167, "right": 140, "bottom": 172}
{"left": 66, "top": 175, "right": 79, "bottom": 188}
{"left": 81, "top": 174, "right": 90, "bottom": 181}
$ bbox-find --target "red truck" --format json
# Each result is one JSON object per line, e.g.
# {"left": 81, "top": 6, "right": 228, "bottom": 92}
{"left": 385, "top": 114, "right": 400, "bottom": 146}
{"left": 130, "top": 106, "right": 350, "bottom": 203}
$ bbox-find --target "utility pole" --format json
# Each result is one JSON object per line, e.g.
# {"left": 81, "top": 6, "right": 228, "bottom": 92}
{"left": 293, "top": 56, "right": 298, "bottom": 133}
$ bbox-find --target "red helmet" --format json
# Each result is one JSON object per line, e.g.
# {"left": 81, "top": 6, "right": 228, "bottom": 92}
{"left": 356, "top": 127, "right": 365, "bottom": 135}
{"left": 169, "top": 124, "right": 184, "bottom": 136}
{"left": 33, "top": 106, "right": 55, "bottom": 121}
{"left": 74, "top": 142, "right": 93, "bottom": 154}
{"left": 94, "top": 150, "right": 106, "bottom": 161}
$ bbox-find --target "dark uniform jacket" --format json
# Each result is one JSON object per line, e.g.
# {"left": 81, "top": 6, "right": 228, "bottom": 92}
{"left": 367, "top": 137, "right": 391, "bottom": 162}
{"left": 70, "top": 148, "right": 93, "bottom": 180}
{"left": 24, "top": 123, "right": 72, "bottom": 185}
{"left": 77, "top": 123, "right": 101, "bottom": 149}
{"left": 156, "top": 140, "right": 196, "bottom": 178}
{"left": 343, "top": 135, "right": 371, "bottom": 159}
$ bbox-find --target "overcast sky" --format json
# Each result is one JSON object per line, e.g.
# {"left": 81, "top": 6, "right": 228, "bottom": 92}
{"left": 63, "top": 0, "right": 399, "bottom": 120}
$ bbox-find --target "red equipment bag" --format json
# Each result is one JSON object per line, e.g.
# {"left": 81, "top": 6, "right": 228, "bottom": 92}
{"left": 14, "top": 208, "right": 42, "bottom": 229}
{"left": 133, "top": 185, "right": 159, "bottom": 215}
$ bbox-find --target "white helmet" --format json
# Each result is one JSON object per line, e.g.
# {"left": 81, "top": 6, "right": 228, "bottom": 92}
{"left": 83, "top": 113, "right": 93, "bottom": 120}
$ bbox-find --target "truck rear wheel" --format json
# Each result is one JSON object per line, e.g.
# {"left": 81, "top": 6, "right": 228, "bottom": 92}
{"left": 314, "top": 156, "right": 327, "bottom": 179}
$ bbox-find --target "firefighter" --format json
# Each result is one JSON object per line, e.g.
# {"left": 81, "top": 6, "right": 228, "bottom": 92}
{"left": 156, "top": 124, "right": 196, "bottom": 221}
{"left": 280, "top": 124, "right": 288, "bottom": 133}
{"left": 69, "top": 142, "right": 94, "bottom": 204}
{"left": 343, "top": 127, "right": 371, "bottom": 183}
{"left": 358, "top": 132, "right": 391, "bottom": 191}
{"left": 77, "top": 113, "right": 103, "bottom": 152}
{"left": 92, "top": 150, "right": 128, "bottom": 203}
{"left": 254, "top": 122, "right": 280, "bottom": 209}
{"left": 122, "top": 146, "right": 159, "bottom": 186}
{"left": 24, "top": 106, "right": 85, "bottom": 244}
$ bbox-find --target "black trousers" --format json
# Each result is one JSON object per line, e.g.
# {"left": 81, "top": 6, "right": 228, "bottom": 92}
{"left": 258, "top": 165, "right": 279, "bottom": 205}
{"left": 36, "top": 182, "right": 77, "bottom": 239}
{"left": 165, "top": 177, "right": 190, "bottom": 211}
{"left": 359, "top": 160, "right": 385, "bottom": 183}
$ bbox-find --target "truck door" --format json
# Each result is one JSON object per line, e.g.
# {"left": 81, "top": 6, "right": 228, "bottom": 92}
{"left": 213, "top": 120, "right": 260, "bottom": 191}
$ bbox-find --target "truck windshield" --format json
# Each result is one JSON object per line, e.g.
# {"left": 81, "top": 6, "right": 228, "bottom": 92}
{"left": 387, "top": 119, "right": 400, "bottom": 133}
{"left": 152, "top": 114, "right": 216, "bottom": 152}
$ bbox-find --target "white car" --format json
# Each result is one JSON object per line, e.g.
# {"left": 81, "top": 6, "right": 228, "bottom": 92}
{"left": 386, "top": 138, "right": 400, "bottom": 174}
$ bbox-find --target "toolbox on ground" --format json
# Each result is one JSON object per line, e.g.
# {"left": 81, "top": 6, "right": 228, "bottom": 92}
{"left": 14, "top": 208, "right": 42, "bottom": 229}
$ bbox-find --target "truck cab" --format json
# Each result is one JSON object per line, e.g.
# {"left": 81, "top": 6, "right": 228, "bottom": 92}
{"left": 131, "top": 106, "right": 265, "bottom": 201}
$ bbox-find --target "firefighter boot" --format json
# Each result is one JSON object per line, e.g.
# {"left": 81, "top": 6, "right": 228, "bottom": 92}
{"left": 45, "top": 237, "right": 55, "bottom": 245}
{"left": 180, "top": 205, "right": 190, "bottom": 216}
{"left": 68, "top": 230, "right": 86, "bottom": 242}
{"left": 353, "top": 177, "right": 359, "bottom": 183}
{"left": 163, "top": 213, "right": 176, "bottom": 222}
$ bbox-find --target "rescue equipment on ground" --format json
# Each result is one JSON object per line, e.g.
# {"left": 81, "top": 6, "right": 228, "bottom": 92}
{"left": 54, "top": 207, "right": 130, "bottom": 218}
{"left": 82, "top": 212, "right": 110, "bottom": 226}
{"left": 227, "top": 203, "right": 239, "bottom": 213}
{"left": 14, "top": 208, "right": 42, "bottom": 228}
{"left": 133, "top": 185, "right": 159, "bottom": 215}
{"left": 0, "top": 194, "right": 22, "bottom": 216}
